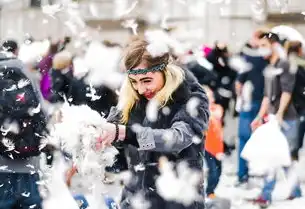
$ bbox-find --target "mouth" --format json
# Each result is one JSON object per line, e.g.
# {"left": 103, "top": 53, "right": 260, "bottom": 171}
{"left": 143, "top": 92, "right": 155, "bottom": 99}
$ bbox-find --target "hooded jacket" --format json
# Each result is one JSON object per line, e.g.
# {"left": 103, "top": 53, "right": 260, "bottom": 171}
{"left": 0, "top": 52, "right": 46, "bottom": 173}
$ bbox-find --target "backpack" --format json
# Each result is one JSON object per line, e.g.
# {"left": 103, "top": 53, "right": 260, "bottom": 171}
{"left": 0, "top": 57, "right": 47, "bottom": 159}
{"left": 292, "top": 65, "right": 305, "bottom": 115}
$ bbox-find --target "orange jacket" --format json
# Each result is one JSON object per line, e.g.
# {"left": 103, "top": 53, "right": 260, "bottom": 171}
{"left": 204, "top": 104, "right": 224, "bottom": 157}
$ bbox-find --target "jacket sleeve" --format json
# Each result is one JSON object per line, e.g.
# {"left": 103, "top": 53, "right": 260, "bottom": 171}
{"left": 126, "top": 120, "right": 201, "bottom": 153}
{"left": 125, "top": 76, "right": 210, "bottom": 153}
{"left": 107, "top": 106, "right": 122, "bottom": 123}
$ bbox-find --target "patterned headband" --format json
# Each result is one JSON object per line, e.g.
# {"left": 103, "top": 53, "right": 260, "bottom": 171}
{"left": 127, "top": 63, "right": 167, "bottom": 75}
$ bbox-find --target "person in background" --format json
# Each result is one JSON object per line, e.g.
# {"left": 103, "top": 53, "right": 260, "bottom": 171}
{"left": 234, "top": 29, "right": 269, "bottom": 187}
{"left": 285, "top": 41, "right": 305, "bottom": 160}
{"left": 203, "top": 86, "right": 224, "bottom": 199}
{"left": 206, "top": 41, "right": 237, "bottom": 121}
{"left": 36, "top": 42, "right": 59, "bottom": 100}
{"left": 250, "top": 32, "right": 302, "bottom": 207}
{"left": 0, "top": 43, "right": 47, "bottom": 209}
{"left": 206, "top": 42, "right": 237, "bottom": 155}
{"left": 1, "top": 39, "right": 19, "bottom": 56}
{"left": 49, "top": 50, "right": 74, "bottom": 103}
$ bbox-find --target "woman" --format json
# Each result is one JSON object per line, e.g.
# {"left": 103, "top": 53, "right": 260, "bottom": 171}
{"left": 98, "top": 38, "right": 210, "bottom": 209}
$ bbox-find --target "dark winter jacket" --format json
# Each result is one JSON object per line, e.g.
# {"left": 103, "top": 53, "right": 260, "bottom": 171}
{"left": 108, "top": 70, "right": 209, "bottom": 209}
{"left": 237, "top": 44, "right": 268, "bottom": 103}
{"left": 206, "top": 48, "right": 237, "bottom": 105}
{"left": 0, "top": 52, "right": 47, "bottom": 171}
{"left": 49, "top": 68, "right": 74, "bottom": 103}
{"left": 186, "top": 61, "right": 218, "bottom": 88}
{"left": 68, "top": 75, "right": 118, "bottom": 117}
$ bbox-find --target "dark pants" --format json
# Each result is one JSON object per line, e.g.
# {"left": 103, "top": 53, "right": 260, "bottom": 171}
{"left": 0, "top": 173, "right": 42, "bottom": 209}
{"left": 237, "top": 101, "right": 261, "bottom": 182}
{"left": 205, "top": 151, "right": 222, "bottom": 196}
{"left": 296, "top": 112, "right": 305, "bottom": 158}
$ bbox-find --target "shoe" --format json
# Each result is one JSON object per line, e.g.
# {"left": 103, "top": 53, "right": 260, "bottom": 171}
{"left": 74, "top": 194, "right": 89, "bottom": 209}
{"left": 103, "top": 172, "right": 116, "bottom": 184}
{"left": 287, "top": 186, "right": 302, "bottom": 200}
{"left": 104, "top": 196, "right": 119, "bottom": 209}
{"left": 234, "top": 180, "right": 248, "bottom": 189}
{"left": 207, "top": 193, "right": 216, "bottom": 199}
{"left": 251, "top": 196, "right": 270, "bottom": 208}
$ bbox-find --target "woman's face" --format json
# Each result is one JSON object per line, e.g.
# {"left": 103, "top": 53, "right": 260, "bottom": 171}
{"left": 128, "top": 62, "right": 165, "bottom": 100}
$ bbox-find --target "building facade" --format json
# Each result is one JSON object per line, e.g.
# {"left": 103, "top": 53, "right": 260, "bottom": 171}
{"left": 0, "top": 0, "right": 305, "bottom": 49}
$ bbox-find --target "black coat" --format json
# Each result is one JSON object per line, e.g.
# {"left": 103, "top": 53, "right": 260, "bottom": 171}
{"left": 108, "top": 70, "right": 209, "bottom": 209}
{"left": 206, "top": 48, "right": 237, "bottom": 110}
{"left": 49, "top": 69, "right": 118, "bottom": 117}
{"left": 68, "top": 75, "right": 118, "bottom": 117}
{"left": 49, "top": 68, "right": 74, "bottom": 103}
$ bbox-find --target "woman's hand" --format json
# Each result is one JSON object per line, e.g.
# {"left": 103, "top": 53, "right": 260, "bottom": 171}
{"left": 97, "top": 123, "right": 126, "bottom": 147}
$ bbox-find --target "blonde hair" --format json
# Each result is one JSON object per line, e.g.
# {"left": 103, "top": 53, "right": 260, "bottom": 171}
{"left": 52, "top": 51, "right": 72, "bottom": 70}
{"left": 118, "top": 37, "right": 185, "bottom": 124}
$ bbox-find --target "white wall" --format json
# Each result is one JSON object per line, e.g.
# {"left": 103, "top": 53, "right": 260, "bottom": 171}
{"left": 0, "top": 0, "right": 305, "bottom": 51}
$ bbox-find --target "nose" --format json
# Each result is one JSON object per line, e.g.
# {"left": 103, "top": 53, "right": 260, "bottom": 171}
{"left": 137, "top": 84, "right": 147, "bottom": 95}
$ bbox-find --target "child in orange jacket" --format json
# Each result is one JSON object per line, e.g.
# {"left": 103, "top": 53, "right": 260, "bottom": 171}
{"left": 204, "top": 86, "right": 224, "bottom": 199}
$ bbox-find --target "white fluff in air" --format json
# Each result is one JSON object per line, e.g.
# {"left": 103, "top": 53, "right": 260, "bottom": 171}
{"left": 45, "top": 104, "right": 119, "bottom": 209}
{"left": 156, "top": 157, "right": 202, "bottom": 206}
{"left": 186, "top": 97, "right": 200, "bottom": 118}
{"left": 146, "top": 41, "right": 169, "bottom": 58}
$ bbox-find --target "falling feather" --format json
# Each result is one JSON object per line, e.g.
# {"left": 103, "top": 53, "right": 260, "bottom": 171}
{"left": 186, "top": 97, "right": 200, "bottom": 118}
{"left": 122, "top": 19, "right": 138, "bottom": 35}
{"left": 146, "top": 99, "right": 159, "bottom": 122}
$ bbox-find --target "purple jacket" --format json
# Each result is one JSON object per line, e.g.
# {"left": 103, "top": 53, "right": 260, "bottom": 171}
{"left": 38, "top": 54, "right": 54, "bottom": 99}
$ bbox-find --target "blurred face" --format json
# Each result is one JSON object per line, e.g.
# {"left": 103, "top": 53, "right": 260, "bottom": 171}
{"left": 128, "top": 62, "right": 165, "bottom": 100}
{"left": 258, "top": 38, "right": 273, "bottom": 59}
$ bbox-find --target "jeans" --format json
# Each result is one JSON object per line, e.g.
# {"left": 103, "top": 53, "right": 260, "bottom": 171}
{"left": 205, "top": 151, "right": 222, "bottom": 196}
{"left": 296, "top": 112, "right": 305, "bottom": 156}
{"left": 237, "top": 101, "right": 261, "bottom": 182}
{"left": 0, "top": 173, "right": 42, "bottom": 209}
{"left": 261, "top": 167, "right": 302, "bottom": 201}
{"left": 282, "top": 120, "right": 300, "bottom": 153}
{"left": 261, "top": 119, "right": 301, "bottom": 201}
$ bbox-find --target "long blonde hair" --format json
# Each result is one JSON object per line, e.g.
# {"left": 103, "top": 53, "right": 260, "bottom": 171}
{"left": 118, "top": 37, "right": 185, "bottom": 124}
